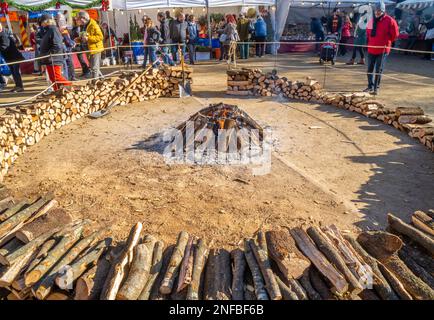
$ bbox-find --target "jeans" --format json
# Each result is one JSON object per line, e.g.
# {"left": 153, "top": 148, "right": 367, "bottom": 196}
{"left": 352, "top": 46, "right": 365, "bottom": 60}
{"left": 255, "top": 36, "right": 266, "bottom": 57}
{"left": 406, "top": 36, "right": 417, "bottom": 52}
{"left": 367, "top": 53, "right": 387, "bottom": 91}
{"left": 171, "top": 44, "right": 185, "bottom": 63}
{"left": 10, "top": 64, "right": 23, "bottom": 88}
{"left": 315, "top": 34, "right": 324, "bottom": 52}
{"left": 238, "top": 43, "right": 249, "bottom": 59}
{"left": 142, "top": 47, "right": 149, "bottom": 67}
{"left": 65, "top": 54, "right": 75, "bottom": 80}
{"left": 219, "top": 41, "right": 226, "bottom": 60}
{"left": 90, "top": 53, "right": 103, "bottom": 78}
{"left": 339, "top": 37, "right": 350, "bottom": 56}
{"left": 73, "top": 46, "right": 90, "bottom": 75}
{"left": 161, "top": 45, "right": 174, "bottom": 65}
{"left": 187, "top": 43, "right": 195, "bottom": 64}
{"left": 147, "top": 45, "right": 158, "bottom": 67}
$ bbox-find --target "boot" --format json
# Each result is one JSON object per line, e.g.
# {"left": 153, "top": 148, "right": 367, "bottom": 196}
{"left": 357, "top": 58, "right": 365, "bottom": 65}
{"left": 346, "top": 59, "right": 355, "bottom": 65}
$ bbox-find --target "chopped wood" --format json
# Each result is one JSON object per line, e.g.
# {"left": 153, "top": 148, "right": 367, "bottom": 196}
{"left": 398, "top": 246, "right": 434, "bottom": 289}
{"left": 0, "top": 200, "right": 27, "bottom": 223}
{"left": 298, "top": 270, "right": 322, "bottom": 300}
{"left": 176, "top": 235, "right": 195, "bottom": 293}
{"left": 378, "top": 263, "right": 413, "bottom": 300}
{"left": 243, "top": 239, "right": 268, "bottom": 300}
{"left": 309, "top": 267, "right": 337, "bottom": 300}
{"left": 138, "top": 240, "right": 164, "bottom": 300}
{"left": 0, "top": 237, "right": 23, "bottom": 258}
{"left": 186, "top": 239, "right": 208, "bottom": 300}
{"left": 230, "top": 248, "right": 246, "bottom": 300}
{"left": 411, "top": 210, "right": 434, "bottom": 237}
{"left": 275, "top": 274, "right": 298, "bottom": 300}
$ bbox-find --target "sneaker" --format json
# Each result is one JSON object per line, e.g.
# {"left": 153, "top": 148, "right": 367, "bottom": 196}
{"left": 362, "top": 87, "right": 373, "bottom": 93}
{"left": 357, "top": 59, "right": 365, "bottom": 65}
{"left": 10, "top": 87, "right": 24, "bottom": 93}
{"left": 346, "top": 59, "right": 355, "bottom": 65}
{"left": 371, "top": 90, "right": 378, "bottom": 96}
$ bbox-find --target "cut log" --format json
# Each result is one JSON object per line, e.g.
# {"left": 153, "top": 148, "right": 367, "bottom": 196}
{"left": 230, "top": 248, "right": 246, "bottom": 300}
{"left": 184, "top": 238, "right": 208, "bottom": 300}
{"left": 265, "top": 230, "right": 311, "bottom": 280}
{"left": 356, "top": 230, "right": 402, "bottom": 261}
{"left": 395, "top": 107, "right": 425, "bottom": 117}
{"left": 309, "top": 267, "right": 337, "bottom": 300}
{"left": 398, "top": 115, "right": 432, "bottom": 124}
{"left": 398, "top": 246, "right": 434, "bottom": 289}
{"left": 378, "top": 263, "right": 413, "bottom": 300}
{"left": 0, "top": 238, "right": 23, "bottom": 258}
{"left": 299, "top": 270, "right": 322, "bottom": 300}
{"left": 213, "top": 248, "right": 232, "bottom": 300}
{"left": 249, "top": 239, "right": 282, "bottom": 300}
{"left": 15, "top": 207, "right": 71, "bottom": 243}
{"left": 176, "top": 235, "right": 195, "bottom": 293}
{"left": 307, "top": 226, "right": 363, "bottom": 295}
{"left": 117, "top": 243, "right": 153, "bottom": 300}
{"left": 34, "top": 229, "right": 108, "bottom": 299}
{"left": 411, "top": 211, "right": 434, "bottom": 237}
{"left": 243, "top": 238, "right": 268, "bottom": 300}
{"left": 159, "top": 231, "right": 189, "bottom": 295}
{"left": 388, "top": 213, "right": 434, "bottom": 255}
{"left": 344, "top": 235, "right": 399, "bottom": 300}
{"left": 100, "top": 222, "right": 143, "bottom": 300}
{"left": 0, "top": 197, "right": 14, "bottom": 212}
{"left": 24, "top": 224, "right": 84, "bottom": 287}
{"left": 138, "top": 240, "right": 164, "bottom": 300}
{"left": 290, "top": 227, "right": 348, "bottom": 295}
{"left": 0, "top": 201, "right": 27, "bottom": 223}
{"left": 399, "top": 242, "right": 434, "bottom": 276}
{"left": 276, "top": 274, "right": 298, "bottom": 300}
{"left": 150, "top": 245, "right": 174, "bottom": 300}
{"left": 74, "top": 251, "right": 112, "bottom": 300}
{"left": 0, "top": 247, "right": 35, "bottom": 287}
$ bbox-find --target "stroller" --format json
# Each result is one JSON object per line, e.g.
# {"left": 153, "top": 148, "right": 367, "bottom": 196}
{"left": 319, "top": 33, "right": 339, "bottom": 65}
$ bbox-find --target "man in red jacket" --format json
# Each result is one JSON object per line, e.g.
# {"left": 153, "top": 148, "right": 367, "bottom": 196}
{"left": 364, "top": 2, "right": 399, "bottom": 95}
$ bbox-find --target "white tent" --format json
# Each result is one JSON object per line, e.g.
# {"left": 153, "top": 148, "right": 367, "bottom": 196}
{"left": 111, "top": 0, "right": 276, "bottom": 9}
{"left": 396, "top": 0, "right": 434, "bottom": 10}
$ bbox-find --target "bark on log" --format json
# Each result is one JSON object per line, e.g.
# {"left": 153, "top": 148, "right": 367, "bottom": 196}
{"left": 230, "top": 248, "right": 246, "bottom": 300}
{"left": 299, "top": 270, "right": 322, "bottom": 300}
{"left": 359, "top": 289, "right": 381, "bottom": 300}
{"left": 249, "top": 239, "right": 282, "bottom": 300}
{"left": 138, "top": 240, "right": 164, "bottom": 300}
{"left": 214, "top": 248, "right": 232, "bottom": 300}
{"left": 24, "top": 225, "right": 83, "bottom": 287}
{"left": 117, "top": 243, "right": 153, "bottom": 300}
{"left": 411, "top": 211, "right": 434, "bottom": 237}
{"left": 290, "top": 227, "right": 348, "bottom": 295}
{"left": 357, "top": 230, "right": 402, "bottom": 261}
{"left": 398, "top": 246, "right": 434, "bottom": 289}
{"left": 15, "top": 207, "right": 71, "bottom": 243}
{"left": 150, "top": 245, "right": 174, "bottom": 300}
{"left": 309, "top": 267, "right": 337, "bottom": 300}
{"left": 378, "top": 263, "right": 413, "bottom": 300}
{"left": 344, "top": 235, "right": 399, "bottom": 300}
{"left": 0, "top": 201, "right": 27, "bottom": 223}
{"left": 159, "top": 231, "right": 189, "bottom": 295}
{"left": 265, "top": 230, "right": 311, "bottom": 280}
{"left": 307, "top": 226, "right": 363, "bottom": 295}
{"left": 204, "top": 249, "right": 217, "bottom": 300}
{"left": 185, "top": 239, "right": 208, "bottom": 300}
{"left": 388, "top": 214, "right": 434, "bottom": 255}
{"left": 276, "top": 274, "right": 298, "bottom": 300}
{"left": 0, "top": 238, "right": 23, "bottom": 258}
{"left": 100, "top": 222, "right": 143, "bottom": 300}
{"left": 34, "top": 230, "right": 107, "bottom": 299}
{"left": 286, "top": 278, "right": 308, "bottom": 300}
{"left": 0, "top": 247, "right": 34, "bottom": 287}
{"left": 399, "top": 242, "right": 434, "bottom": 276}
{"left": 0, "top": 197, "right": 14, "bottom": 212}
{"left": 243, "top": 239, "right": 268, "bottom": 300}
{"left": 176, "top": 235, "right": 195, "bottom": 293}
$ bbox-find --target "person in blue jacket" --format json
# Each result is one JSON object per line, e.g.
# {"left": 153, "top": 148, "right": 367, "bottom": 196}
{"left": 254, "top": 15, "right": 267, "bottom": 57}
{"left": 310, "top": 17, "right": 325, "bottom": 53}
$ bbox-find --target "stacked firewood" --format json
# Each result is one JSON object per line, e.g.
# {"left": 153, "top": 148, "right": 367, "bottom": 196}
{"left": 226, "top": 69, "right": 255, "bottom": 96}
{"left": 1, "top": 193, "right": 433, "bottom": 300}
{"left": 162, "top": 65, "right": 193, "bottom": 98}
{"left": 0, "top": 66, "right": 193, "bottom": 178}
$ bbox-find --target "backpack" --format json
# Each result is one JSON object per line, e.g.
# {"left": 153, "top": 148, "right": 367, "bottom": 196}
{"left": 0, "top": 54, "right": 12, "bottom": 76}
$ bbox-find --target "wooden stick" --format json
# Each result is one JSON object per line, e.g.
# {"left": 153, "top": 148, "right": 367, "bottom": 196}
{"left": 100, "top": 222, "right": 143, "bottom": 300}
{"left": 388, "top": 213, "right": 434, "bottom": 255}
{"left": 243, "top": 238, "right": 268, "bottom": 300}
{"left": 275, "top": 274, "right": 298, "bottom": 300}
{"left": 186, "top": 239, "right": 208, "bottom": 300}
{"left": 0, "top": 201, "right": 27, "bottom": 223}
{"left": 159, "top": 231, "right": 189, "bottom": 295}
{"left": 230, "top": 248, "right": 246, "bottom": 300}
{"left": 176, "top": 235, "right": 195, "bottom": 293}
{"left": 249, "top": 239, "right": 282, "bottom": 300}
{"left": 398, "top": 247, "right": 434, "bottom": 289}
{"left": 150, "top": 245, "right": 174, "bottom": 300}
{"left": 214, "top": 248, "right": 232, "bottom": 300}
{"left": 308, "top": 267, "right": 337, "bottom": 300}
{"left": 290, "top": 227, "right": 348, "bottom": 295}
{"left": 138, "top": 240, "right": 164, "bottom": 300}
{"left": 411, "top": 211, "right": 434, "bottom": 237}
{"left": 378, "top": 263, "right": 413, "bottom": 300}
{"left": 299, "top": 270, "right": 322, "bottom": 300}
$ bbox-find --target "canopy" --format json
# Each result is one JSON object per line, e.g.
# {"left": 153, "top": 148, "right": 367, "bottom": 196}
{"left": 396, "top": 0, "right": 434, "bottom": 10}
{"left": 7, "top": 0, "right": 102, "bottom": 11}
{"left": 111, "top": 0, "right": 276, "bottom": 9}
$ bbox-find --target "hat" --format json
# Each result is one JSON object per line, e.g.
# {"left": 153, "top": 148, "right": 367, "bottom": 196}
{"left": 374, "top": 1, "right": 386, "bottom": 13}
{"left": 39, "top": 13, "right": 52, "bottom": 24}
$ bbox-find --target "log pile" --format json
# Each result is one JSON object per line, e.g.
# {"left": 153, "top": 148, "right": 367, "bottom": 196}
{"left": 0, "top": 66, "right": 193, "bottom": 179}
{"left": 162, "top": 65, "right": 193, "bottom": 98}
{"left": 1, "top": 193, "right": 432, "bottom": 300}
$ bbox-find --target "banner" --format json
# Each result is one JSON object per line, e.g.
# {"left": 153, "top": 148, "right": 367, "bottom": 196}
{"left": 28, "top": 10, "right": 59, "bottom": 19}
{"left": 0, "top": 11, "right": 19, "bottom": 22}
{"left": 71, "top": 9, "right": 99, "bottom": 20}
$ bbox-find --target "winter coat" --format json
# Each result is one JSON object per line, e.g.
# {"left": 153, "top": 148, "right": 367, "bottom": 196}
{"left": 353, "top": 25, "right": 367, "bottom": 46}
{"left": 0, "top": 30, "right": 24, "bottom": 63}
{"left": 38, "top": 25, "right": 65, "bottom": 66}
{"left": 146, "top": 27, "right": 161, "bottom": 45}
{"left": 237, "top": 18, "right": 250, "bottom": 41}
{"left": 85, "top": 18, "right": 104, "bottom": 54}
{"left": 171, "top": 19, "right": 188, "bottom": 44}
{"left": 310, "top": 18, "right": 324, "bottom": 38}
{"left": 187, "top": 21, "right": 198, "bottom": 43}
{"left": 341, "top": 21, "right": 352, "bottom": 38}
{"left": 160, "top": 18, "right": 172, "bottom": 44}
{"left": 366, "top": 14, "right": 399, "bottom": 55}
{"left": 254, "top": 17, "right": 267, "bottom": 38}
{"left": 223, "top": 23, "right": 239, "bottom": 43}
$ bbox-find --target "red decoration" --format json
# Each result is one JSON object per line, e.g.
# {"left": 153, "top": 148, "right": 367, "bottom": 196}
{"left": 101, "top": 0, "right": 109, "bottom": 12}
{"left": 55, "top": 1, "right": 61, "bottom": 9}
{"left": 1, "top": 1, "right": 9, "bottom": 15}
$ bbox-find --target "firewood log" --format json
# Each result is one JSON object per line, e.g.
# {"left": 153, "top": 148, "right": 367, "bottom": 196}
{"left": 243, "top": 239, "right": 268, "bottom": 300}
{"left": 411, "top": 211, "right": 434, "bottom": 237}
{"left": 35, "top": 230, "right": 108, "bottom": 299}
{"left": 358, "top": 231, "right": 434, "bottom": 300}
{"left": 298, "top": 270, "right": 322, "bottom": 300}
{"left": 0, "top": 200, "right": 27, "bottom": 223}
{"left": 307, "top": 226, "right": 363, "bottom": 295}
{"left": 15, "top": 207, "right": 71, "bottom": 243}
{"left": 100, "top": 222, "right": 142, "bottom": 300}
{"left": 275, "top": 274, "right": 298, "bottom": 300}
{"left": 138, "top": 240, "right": 164, "bottom": 300}
{"left": 210, "top": 248, "right": 232, "bottom": 300}
{"left": 159, "top": 231, "right": 189, "bottom": 295}
{"left": 308, "top": 267, "right": 337, "bottom": 300}
{"left": 377, "top": 263, "right": 413, "bottom": 300}
{"left": 248, "top": 239, "right": 282, "bottom": 300}
{"left": 0, "top": 247, "right": 35, "bottom": 287}
{"left": 150, "top": 245, "right": 174, "bottom": 300}
{"left": 344, "top": 235, "right": 399, "bottom": 300}
{"left": 176, "top": 235, "right": 195, "bottom": 293}
{"left": 265, "top": 230, "right": 311, "bottom": 280}
{"left": 290, "top": 227, "right": 348, "bottom": 295}
{"left": 359, "top": 289, "right": 381, "bottom": 300}
{"left": 387, "top": 214, "right": 434, "bottom": 255}
{"left": 397, "top": 246, "right": 434, "bottom": 289}
{"left": 395, "top": 107, "right": 425, "bottom": 117}
{"left": 116, "top": 243, "right": 153, "bottom": 300}
{"left": 0, "top": 238, "right": 23, "bottom": 258}
{"left": 0, "top": 197, "right": 14, "bottom": 211}
{"left": 24, "top": 224, "right": 84, "bottom": 287}
{"left": 230, "top": 248, "right": 246, "bottom": 300}
{"left": 399, "top": 242, "right": 434, "bottom": 276}
{"left": 398, "top": 115, "right": 432, "bottom": 125}
{"left": 185, "top": 238, "right": 208, "bottom": 300}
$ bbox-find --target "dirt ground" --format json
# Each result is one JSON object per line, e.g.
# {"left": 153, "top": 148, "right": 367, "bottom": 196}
{"left": 1, "top": 53, "right": 434, "bottom": 247}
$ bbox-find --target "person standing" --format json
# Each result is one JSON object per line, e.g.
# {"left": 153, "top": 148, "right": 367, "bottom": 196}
{"left": 145, "top": 18, "right": 161, "bottom": 68}
{"left": 237, "top": 13, "right": 251, "bottom": 59}
{"left": 339, "top": 15, "right": 353, "bottom": 56}
{"left": 218, "top": 17, "right": 227, "bottom": 61}
{"left": 38, "top": 15, "right": 71, "bottom": 91}
{"left": 254, "top": 15, "right": 267, "bottom": 58}
{"left": 0, "top": 22, "right": 24, "bottom": 92}
{"left": 364, "top": 2, "right": 399, "bottom": 95}
{"left": 71, "top": 16, "right": 90, "bottom": 77}
{"left": 422, "top": 13, "right": 434, "bottom": 60}
{"left": 30, "top": 24, "right": 41, "bottom": 74}
{"left": 170, "top": 13, "right": 188, "bottom": 63}
{"left": 347, "top": 13, "right": 367, "bottom": 65}
{"left": 186, "top": 15, "right": 198, "bottom": 65}
{"left": 157, "top": 12, "right": 174, "bottom": 66}
{"left": 327, "top": 9, "right": 343, "bottom": 34}
{"left": 140, "top": 15, "right": 149, "bottom": 68}
{"left": 405, "top": 10, "right": 420, "bottom": 54}
{"left": 60, "top": 25, "right": 77, "bottom": 81}
{"left": 76, "top": 11, "right": 104, "bottom": 79}
{"left": 310, "top": 17, "right": 325, "bottom": 53}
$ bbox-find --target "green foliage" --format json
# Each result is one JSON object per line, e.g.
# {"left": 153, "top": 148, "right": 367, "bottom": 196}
{"left": 6, "top": 0, "right": 102, "bottom": 11}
